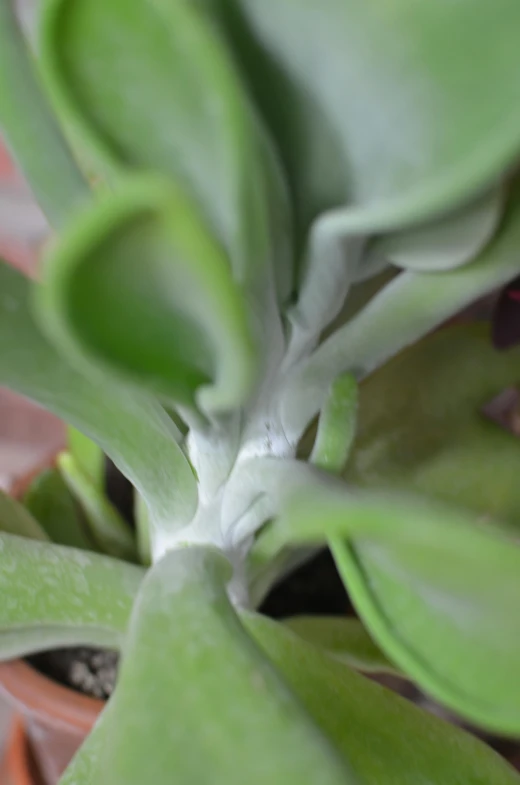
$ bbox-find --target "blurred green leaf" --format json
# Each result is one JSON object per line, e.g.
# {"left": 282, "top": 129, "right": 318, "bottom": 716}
{"left": 0, "top": 532, "right": 143, "bottom": 659}
{"left": 104, "top": 546, "right": 357, "bottom": 785}
{"left": 217, "top": 0, "right": 520, "bottom": 237}
{"left": 0, "top": 259, "right": 198, "bottom": 547}
{"left": 68, "top": 426, "right": 104, "bottom": 490}
{"left": 274, "top": 484, "right": 520, "bottom": 734}
{"left": 284, "top": 616, "right": 398, "bottom": 674}
{"left": 40, "top": 0, "right": 293, "bottom": 313}
{"left": 0, "top": 488, "right": 48, "bottom": 541}
{"left": 58, "top": 452, "right": 138, "bottom": 562}
{"left": 245, "top": 613, "right": 520, "bottom": 785}
{"left": 349, "top": 324, "right": 520, "bottom": 519}
{"left": 283, "top": 185, "right": 520, "bottom": 443}
{"left": 37, "top": 177, "right": 258, "bottom": 415}
{"left": 24, "top": 467, "right": 95, "bottom": 550}
{"left": 368, "top": 187, "right": 504, "bottom": 272}
{"left": 0, "top": 0, "right": 90, "bottom": 227}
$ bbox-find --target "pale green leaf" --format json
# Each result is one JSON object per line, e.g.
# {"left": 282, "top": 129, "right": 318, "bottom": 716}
{"left": 276, "top": 485, "right": 520, "bottom": 734}
{"left": 24, "top": 467, "right": 96, "bottom": 550}
{"left": 58, "top": 452, "right": 138, "bottom": 562}
{"left": 349, "top": 324, "right": 520, "bottom": 520}
{"left": 0, "top": 488, "right": 48, "bottom": 541}
{"left": 284, "top": 615, "right": 398, "bottom": 674}
{"left": 0, "top": 532, "right": 143, "bottom": 659}
{"left": 0, "top": 259, "right": 198, "bottom": 546}
{"left": 0, "top": 0, "right": 89, "bottom": 227}
{"left": 68, "top": 426, "right": 104, "bottom": 490}
{"left": 216, "top": 0, "right": 520, "bottom": 236}
{"left": 282, "top": 184, "right": 520, "bottom": 443}
{"left": 39, "top": 0, "right": 294, "bottom": 313}
{"left": 368, "top": 186, "right": 504, "bottom": 272}
{"left": 104, "top": 546, "right": 358, "bottom": 785}
{"left": 245, "top": 613, "right": 520, "bottom": 785}
{"left": 37, "top": 177, "right": 258, "bottom": 415}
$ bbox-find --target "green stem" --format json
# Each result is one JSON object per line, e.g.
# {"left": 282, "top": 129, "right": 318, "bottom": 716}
{"left": 0, "top": 0, "right": 90, "bottom": 227}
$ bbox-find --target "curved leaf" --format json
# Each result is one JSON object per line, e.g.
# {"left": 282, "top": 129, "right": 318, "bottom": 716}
{"left": 0, "top": 0, "right": 90, "bottom": 227}
{"left": 368, "top": 186, "right": 504, "bottom": 272}
{"left": 37, "top": 177, "right": 258, "bottom": 415}
{"left": 0, "top": 259, "right": 198, "bottom": 549}
{"left": 282, "top": 183, "right": 520, "bottom": 443}
{"left": 104, "top": 546, "right": 357, "bottom": 785}
{"left": 277, "top": 485, "right": 520, "bottom": 734}
{"left": 58, "top": 703, "right": 113, "bottom": 785}
{"left": 245, "top": 614, "right": 520, "bottom": 785}
{"left": 39, "top": 0, "right": 294, "bottom": 309}
{"left": 0, "top": 532, "right": 143, "bottom": 659}
{"left": 216, "top": 0, "right": 520, "bottom": 237}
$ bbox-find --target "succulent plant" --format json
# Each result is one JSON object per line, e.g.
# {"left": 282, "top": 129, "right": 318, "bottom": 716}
{"left": 2, "top": 0, "right": 520, "bottom": 783}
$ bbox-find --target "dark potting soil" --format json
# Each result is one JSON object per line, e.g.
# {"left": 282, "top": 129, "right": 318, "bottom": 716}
{"left": 27, "top": 647, "right": 119, "bottom": 700}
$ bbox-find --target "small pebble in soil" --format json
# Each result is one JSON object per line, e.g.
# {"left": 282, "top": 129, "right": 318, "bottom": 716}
{"left": 27, "top": 647, "right": 119, "bottom": 700}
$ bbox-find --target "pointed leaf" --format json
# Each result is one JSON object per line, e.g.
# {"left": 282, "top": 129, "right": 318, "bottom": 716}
{"left": 0, "top": 532, "right": 143, "bottom": 658}
{"left": 245, "top": 614, "right": 520, "bottom": 785}
{"left": 284, "top": 616, "right": 398, "bottom": 675}
{"left": 105, "top": 546, "right": 357, "bottom": 785}
{"left": 37, "top": 177, "right": 258, "bottom": 414}
{"left": 278, "top": 485, "right": 520, "bottom": 734}
{"left": 24, "top": 467, "right": 96, "bottom": 550}
{"left": 0, "top": 488, "right": 48, "bottom": 541}
{"left": 58, "top": 452, "right": 138, "bottom": 562}
{"left": 0, "top": 259, "right": 198, "bottom": 544}
{"left": 217, "top": 0, "right": 520, "bottom": 237}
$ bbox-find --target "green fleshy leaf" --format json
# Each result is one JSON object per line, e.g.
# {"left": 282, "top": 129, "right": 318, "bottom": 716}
{"left": 245, "top": 614, "right": 520, "bottom": 785}
{"left": 67, "top": 426, "right": 104, "bottom": 489}
{"left": 276, "top": 485, "right": 520, "bottom": 734}
{"left": 0, "top": 532, "right": 143, "bottom": 659}
{"left": 104, "top": 546, "right": 357, "bottom": 785}
{"left": 0, "top": 489, "right": 48, "bottom": 541}
{"left": 368, "top": 186, "right": 504, "bottom": 272}
{"left": 0, "top": 258, "right": 198, "bottom": 547}
{"left": 24, "top": 467, "right": 96, "bottom": 550}
{"left": 349, "top": 324, "right": 520, "bottom": 519}
{"left": 284, "top": 616, "right": 398, "bottom": 675}
{"left": 0, "top": 0, "right": 90, "bottom": 227}
{"left": 37, "top": 177, "right": 258, "bottom": 415}
{"left": 39, "top": 0, "right": 294, "bottom": 312}
{"left": 58, "top": 452, "right": 138, "bottom": 562}
{"left": 282, "top": 183, "right": 520, "bottom": 443}
{"left": 216, "top": 0, "right": 520, "bottom": 237}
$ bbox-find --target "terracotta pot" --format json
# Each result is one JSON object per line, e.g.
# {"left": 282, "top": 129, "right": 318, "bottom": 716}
{"left": 0, "top": 715, "right": 42, "bottom": 785}
{"left": 0, "top": 660, "right": 102, "bottom": 785}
